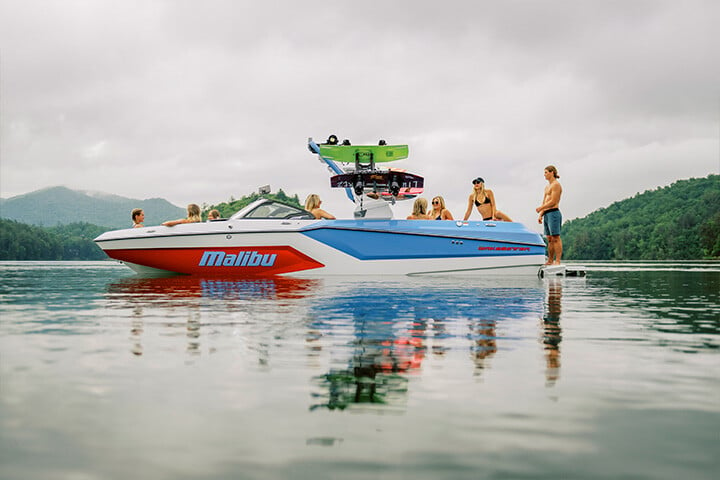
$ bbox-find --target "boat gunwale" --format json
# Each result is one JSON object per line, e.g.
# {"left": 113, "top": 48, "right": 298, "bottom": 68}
{"left": 94, "top": 224, "right": 545, "bottom": 248}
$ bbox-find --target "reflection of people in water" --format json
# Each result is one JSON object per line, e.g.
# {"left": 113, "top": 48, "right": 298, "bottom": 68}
{"left": 130, "top": 306, "right": 144, "bottom": 356}
{"left": 108, "top": 276, "right": 233, "bottom": 359}
{"left": 470, "top": 319, "right": 498, "bottom": 374}
{"left": 186, "top": 311, "right": 201, "bottom": 356}
{"left": 309, "top": 300, "right": 430, "bottom": 411}
{"left": 108, "top": 276, "right": 320, "bottom": 363}
{"left": 541, "top": 278, "right": 563, "bottom": 385}
{"left": 430, "top": 317, "right": 449, "bottom": 356}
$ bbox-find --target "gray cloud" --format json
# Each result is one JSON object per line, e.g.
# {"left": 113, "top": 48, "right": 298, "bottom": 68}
{"left": 1, "top": 0, "right": 717, "bottom": 229}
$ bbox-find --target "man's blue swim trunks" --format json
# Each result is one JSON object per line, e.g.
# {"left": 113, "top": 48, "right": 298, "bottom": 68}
{"left": 543, "top": 208, "right": 562, "bottom": 236}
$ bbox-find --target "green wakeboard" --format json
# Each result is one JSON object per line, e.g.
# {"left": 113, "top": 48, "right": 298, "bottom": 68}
{"left": 319, "top": 144, "right": 409, "bottom": 164}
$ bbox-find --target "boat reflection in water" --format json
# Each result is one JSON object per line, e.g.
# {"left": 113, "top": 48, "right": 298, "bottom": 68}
{"left": 107, "top": 275, "right": 319, "bottom": 301}
{"left": 106, "top": 276, "right": 319, "bottom": 356}
{"left": 307, "top": 279, "right": 546, "bottom": 412}
{"left": 105, "top": 274, "right": 561, "bottom": 411}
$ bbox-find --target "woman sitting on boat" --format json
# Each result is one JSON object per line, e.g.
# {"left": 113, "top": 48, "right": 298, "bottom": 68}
{"left": 163, "top": 204, "right": 202, "bottom": 227}
{"left": 463, "top": 177, "right": 512, "bottom": 221}
{"left": 305, "top": 194, "right": 336, "bottom": 220}
{"left": 407, "top": 197, "right": 429, "bottom": 220}
{"left": 429, "top": 196, "right": 454, "bottom": 220}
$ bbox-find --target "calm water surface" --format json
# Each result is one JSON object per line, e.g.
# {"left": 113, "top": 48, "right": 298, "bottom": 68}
{"left": 1, "top": 261, "right": 718, "bottom": 480}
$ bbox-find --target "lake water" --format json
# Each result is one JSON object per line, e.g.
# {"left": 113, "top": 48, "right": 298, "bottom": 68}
{"left": 1, "top": 261, "right": 718, "bottom": 480}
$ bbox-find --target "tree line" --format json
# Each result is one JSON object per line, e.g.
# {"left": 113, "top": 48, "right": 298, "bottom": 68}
{"left": 562, "top": 175, "right": 719, "bottom": 260}
{"left": 0, "top": 220, "right": 108, "bottom": 260}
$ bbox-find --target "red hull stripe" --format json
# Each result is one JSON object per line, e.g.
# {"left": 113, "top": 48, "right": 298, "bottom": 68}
{"left": 106, "top": 246, "right": 325, "bottom": 275}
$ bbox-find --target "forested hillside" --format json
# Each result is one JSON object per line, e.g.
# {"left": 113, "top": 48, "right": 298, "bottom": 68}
{"left": 563, "top": 175, "right": 719, "bottom": 260}
{"left": 0, "top": 220, "right": 108, "bottom": 260}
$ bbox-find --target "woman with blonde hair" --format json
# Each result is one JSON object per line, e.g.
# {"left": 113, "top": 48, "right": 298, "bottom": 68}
{"left": 163, "top": 204, "right": 202, "bottom": 227}
{"left": 304, "top": 194, "right": 336, "bottom": 219}
{"left": 463, "top": 177, "right": 512, "bottom": 221}
{"left": 429, "top": 196, "right": 454, "bottom": 220}
{"left": 407, "top": 197, "right": 429, "bottom": 220}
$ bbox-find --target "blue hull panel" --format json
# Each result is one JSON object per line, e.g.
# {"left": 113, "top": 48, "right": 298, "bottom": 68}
{"left": 301, "top": 220, "right": 545, "bottom": 261}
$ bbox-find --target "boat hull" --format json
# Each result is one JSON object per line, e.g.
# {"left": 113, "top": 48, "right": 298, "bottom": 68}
{"left": 95, "top": 219, "right": 546, "bottom": 277}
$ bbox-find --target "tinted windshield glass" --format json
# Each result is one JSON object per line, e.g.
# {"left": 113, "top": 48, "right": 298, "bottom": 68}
{"left": 244, "top": 201, "right": 306, "bottom": 219}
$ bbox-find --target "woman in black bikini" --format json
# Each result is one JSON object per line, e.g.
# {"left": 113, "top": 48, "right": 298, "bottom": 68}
{"left": 462, "top": 177, "right": 512, "bottom": 221}
{"left": 428, "top": 196, "right": 454, "bottom": 220}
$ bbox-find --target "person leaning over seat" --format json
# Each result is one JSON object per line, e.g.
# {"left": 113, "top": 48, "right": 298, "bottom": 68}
{"left": 304, "top": 194, "right": 336, "bottom": 219}
{"left": 163, "top": 204, "right": 202, "bottom": 227}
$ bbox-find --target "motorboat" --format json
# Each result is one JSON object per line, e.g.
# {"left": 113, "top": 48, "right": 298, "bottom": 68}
{"left": 94, "top": 137, "right": 546, "bottom": 276}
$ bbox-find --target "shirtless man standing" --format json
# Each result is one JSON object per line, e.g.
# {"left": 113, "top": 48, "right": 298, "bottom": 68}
{"left": 536, "top": 165, "right": 563, "bottom": 265}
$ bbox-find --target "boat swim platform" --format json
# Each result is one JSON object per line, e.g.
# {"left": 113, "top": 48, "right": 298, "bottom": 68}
{"left": 538, "top": 264, "right": 586, "bottom": 278}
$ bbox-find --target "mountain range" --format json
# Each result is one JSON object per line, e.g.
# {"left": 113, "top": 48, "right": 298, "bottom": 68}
{"left": 0, "top": 186, "right": 185, "bottom": 229}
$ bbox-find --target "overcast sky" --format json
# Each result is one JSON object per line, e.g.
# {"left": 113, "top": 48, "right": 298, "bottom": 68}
{"left": 1, "top": 0, "right": 718, "bottom": 229}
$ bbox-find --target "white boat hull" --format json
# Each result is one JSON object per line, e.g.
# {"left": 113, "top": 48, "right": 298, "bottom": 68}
{"left": 96, "top": 218, "right": 546, "bottom": 277}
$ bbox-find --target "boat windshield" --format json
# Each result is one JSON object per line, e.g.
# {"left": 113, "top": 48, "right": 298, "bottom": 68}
{"left": 230, "top": 199, "right": 314, "bottom": 220}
